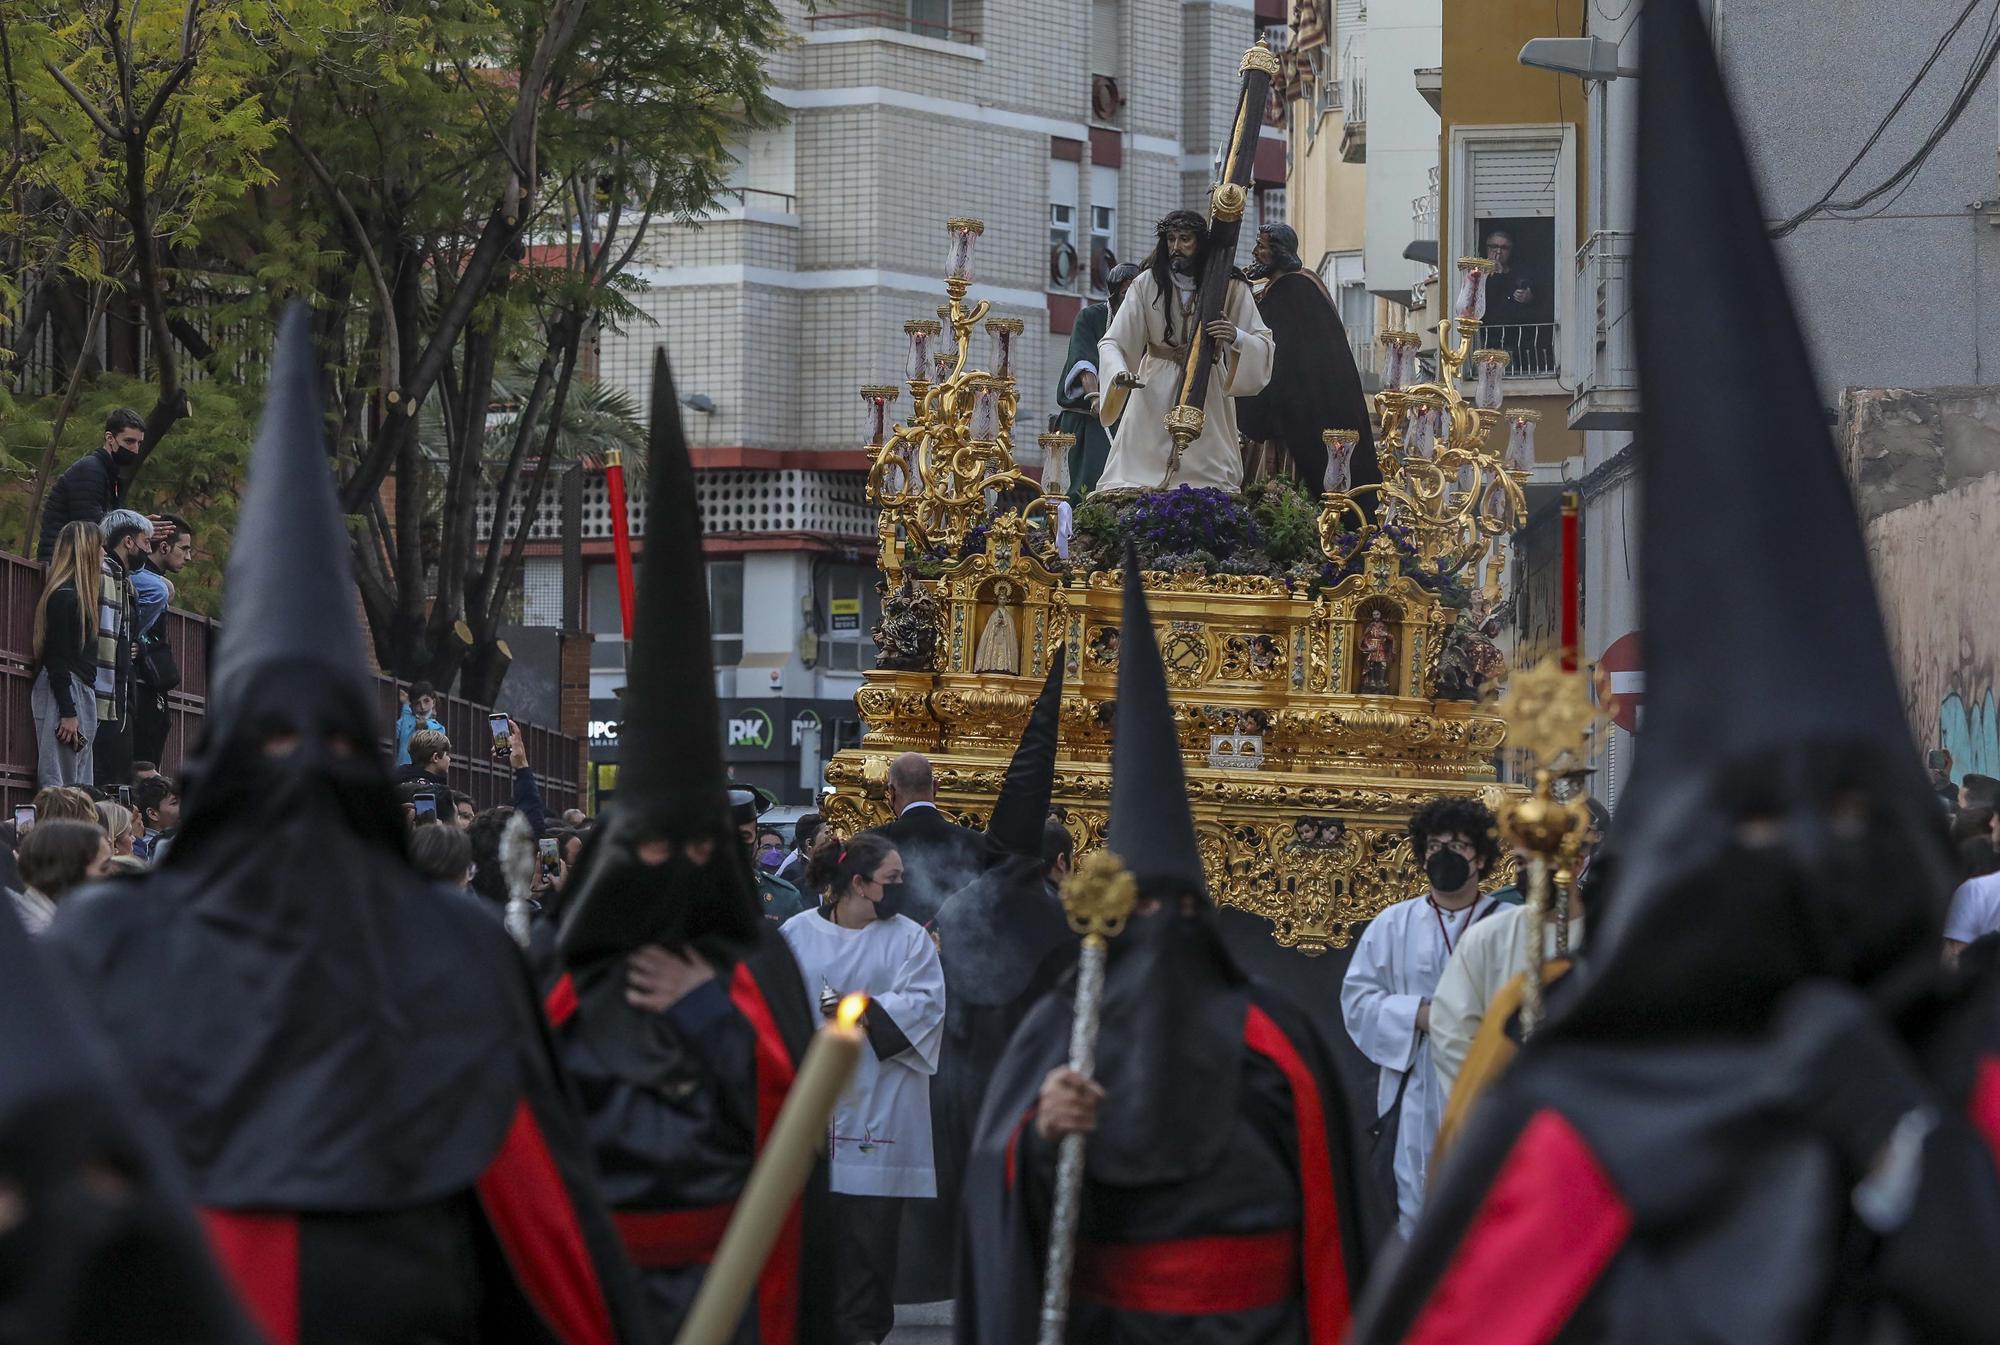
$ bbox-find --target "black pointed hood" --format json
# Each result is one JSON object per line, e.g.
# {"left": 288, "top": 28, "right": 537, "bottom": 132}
{"left": 985, "top": 651, "right": 1065, "bottom": 857}
{"left": 1107, "top": 545, "right": 1206, "bottom": 899}
{"left": 557, "top": 350, "right": 762, "bottom": 964}
{"left": 208, "top": 302, "right": 376, "bottom": 739}
{"left": 58, "top": 305, "right": 526, "bottom": 1212}
{"left": 933, "top": 651, "right": 1073, "bottom": 1010}
{"left": 1085, "top": 544, "right": 1246, "bottom": 1189}
{"left": 1557, "top": 0, "right": 1950, "bottom": 1040}
{"left": 0, "top": 906, "right": 260, "bottom": 1343}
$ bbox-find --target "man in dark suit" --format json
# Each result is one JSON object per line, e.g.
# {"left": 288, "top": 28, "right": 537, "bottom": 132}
{"left": 867, "top": 752, "right": 985, "bottom": 927}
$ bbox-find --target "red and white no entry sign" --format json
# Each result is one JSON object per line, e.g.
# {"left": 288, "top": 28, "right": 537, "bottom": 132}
{"left": 1600, "top": 631, "right": 1643, "bottom": 733}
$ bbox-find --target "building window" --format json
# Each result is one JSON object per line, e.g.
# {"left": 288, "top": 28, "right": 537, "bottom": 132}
{"left": 1089, "top": 165, "right": 1119, "bottom": 295}
{"left": 816, "top": 564, "right": 881, "bottom": 672}
{"left": 709, "top": 559, "right": 744, "bottom": 666}
{"left": 1091, "top": 0, "right": 1121, "bottom": 76}
{"left": 1049, "top": 159, "right": 1080, "bottom": 292}
{"left": 1451, "top": 126, "right": 1575, "bottom": 383}
{"left": 1319, "top": 250, "right": 1375, "bottom": 381}
{"left": 907, "top": 0, "right": 952, "bottom": 38}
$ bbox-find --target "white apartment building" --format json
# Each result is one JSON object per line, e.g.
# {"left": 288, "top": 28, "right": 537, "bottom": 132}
{"left": 493, "top": 0, "right": 1285, "bottom": 803}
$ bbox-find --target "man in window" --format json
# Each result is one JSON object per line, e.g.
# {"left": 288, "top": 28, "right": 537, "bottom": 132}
{"left": 1481, "top": 228, "right": 1549, "bottom": 371}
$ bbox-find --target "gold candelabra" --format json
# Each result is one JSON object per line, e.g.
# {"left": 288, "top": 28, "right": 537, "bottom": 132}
{"left": 864, "top": 219, "right": 1053, "bottom": 573}
{"left": 1317, "top": 257, "right": 1537, "bottom": 603}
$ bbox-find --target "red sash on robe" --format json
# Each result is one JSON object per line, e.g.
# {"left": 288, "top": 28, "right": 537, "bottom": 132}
{"left": 999, "top": 1005, "right": 1353, "bottom": 1343}
{"left": 199, "top": 1099, "right": 621, "bottom": 1345}
{"left": 542, "top": 964, "right": 801, "bottom": 1345}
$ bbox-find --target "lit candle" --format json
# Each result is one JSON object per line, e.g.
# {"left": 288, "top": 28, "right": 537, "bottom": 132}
{"left": 673, "top": 994, "right": 868, "bottom": 1345}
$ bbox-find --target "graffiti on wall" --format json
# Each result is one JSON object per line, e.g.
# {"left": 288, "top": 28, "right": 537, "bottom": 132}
{"left": 1864, "top": 471, "right": 2000, "bottom": 782}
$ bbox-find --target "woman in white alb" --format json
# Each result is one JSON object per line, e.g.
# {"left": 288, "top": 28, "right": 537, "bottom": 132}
{"left": 780, "top": 831, "right": 946, "bottom": 1345}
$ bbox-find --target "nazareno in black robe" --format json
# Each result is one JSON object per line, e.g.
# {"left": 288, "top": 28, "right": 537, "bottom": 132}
{"left": 540, "top": 346, "right": 835, "bottom": 1345}
{"left": 537, "top": 918, "right": 835, "bottom": 1345}
{"left": 956, "top": 976, "right": 1363, "bottom": 1345}
{"left": 43, "top": 306, "right": 649, "bottom": 1345}
{"left": 1235, "top": 267, "right": 1379, "bottom": 502}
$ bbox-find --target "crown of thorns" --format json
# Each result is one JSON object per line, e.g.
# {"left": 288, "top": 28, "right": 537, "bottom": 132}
{"left": 1156, "top": 210, "right": 1207, "bottom": 240}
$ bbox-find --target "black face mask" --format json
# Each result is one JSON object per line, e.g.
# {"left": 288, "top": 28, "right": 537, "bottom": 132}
{"left": 110, "top": 446, "right": 139, "bottom": 467}
{"left": 873, "top": 881, "right": 907, "bottom": 923}
{"left": 1426, "top": 849, "right": 1473, "bottom": 894}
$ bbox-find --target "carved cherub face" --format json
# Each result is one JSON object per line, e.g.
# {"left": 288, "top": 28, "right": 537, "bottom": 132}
{"left": 994, "top": 581, "right": 1014, "bottom": 602}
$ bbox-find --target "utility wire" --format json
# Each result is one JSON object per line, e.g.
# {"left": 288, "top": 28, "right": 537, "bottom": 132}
{"left": 1770, "top": 0, "right": 1999, "bottom": 237}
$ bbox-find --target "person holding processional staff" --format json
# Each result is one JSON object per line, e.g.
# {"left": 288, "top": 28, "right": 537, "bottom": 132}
{"left": 954, "top": 545, "right": 1368, "bottom": 1345}
{"left": 1091, "top": 45, "right": 1280, "bottom": 495}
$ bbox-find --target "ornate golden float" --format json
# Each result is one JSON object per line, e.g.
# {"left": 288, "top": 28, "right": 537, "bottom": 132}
{"left": 821, "top": 215, "right": 1540, "bottom": 952}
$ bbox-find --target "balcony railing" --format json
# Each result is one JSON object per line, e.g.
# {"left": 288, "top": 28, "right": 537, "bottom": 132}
{"left": 1569, "top": 230, "right": 1637, "bottom": 429}
{"left": 711, "top": 186, "right": 799, "bottom": 214}
{"left": 1479, "top": 324, "right": 1562, "bottom": 379}
{"left": 1339, "top": 37, "right": 1366, "bottom": 162}
{"left": 1410, "top": 165, "right": 1438, "bottom": 246}
{"left": 804, "top": 10, "right": 981, "bottom": 44}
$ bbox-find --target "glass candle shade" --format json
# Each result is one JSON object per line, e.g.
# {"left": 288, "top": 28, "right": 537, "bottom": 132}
{"left": 903, "top": 320, "right": 940, "bottom": 383}
{"left": 987, "top": 319, "right": 1023, "bottom": 382}
{"left": 1454, "top": 257, "right": 1496, "bottom": 323}
{"left": 1039, "top": 431, "right": 1074, "bottom": 495}
{"left": 1405, "top": 400, "right": 1439, "bottom": 458}
{"left": 860, "top": 386, "right": 898, "bottom": 447}
{"left": 968, "top": 377, "right": 1002, "bottom": 442}
{"left": 945, "top": 217, "right": 985, "bottom": 284}
{"left": 1322, "top": 429, "right": 1359, "bottom": 493}
{"left": 1381, "top": 330, "right": 1420, "bottom": 392}
{"left": 1506, "top": 410, "right": 1540, "bottom": 472}
{"left": 1471, "top": 348, "right": 1510, "bottom": 410}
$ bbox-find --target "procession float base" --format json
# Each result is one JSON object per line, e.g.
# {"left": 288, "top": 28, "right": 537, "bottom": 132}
{"left": 821, "top": 529, "right": 1513, "bottom": 953}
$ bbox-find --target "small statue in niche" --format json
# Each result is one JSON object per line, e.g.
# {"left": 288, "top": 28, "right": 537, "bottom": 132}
{"left": 1358, "top": 607, "right": 1397, "bottom": 694}
{"left": 973, "top": 580, "right": 1022, "bottom": 674}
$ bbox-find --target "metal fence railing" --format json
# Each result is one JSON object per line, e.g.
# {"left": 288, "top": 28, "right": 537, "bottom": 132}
{"left": 0, "top": 548, "right": 582, "bottom": 818}
{"left": 1481, "top": 323, "right": 1562, "bottom": 379}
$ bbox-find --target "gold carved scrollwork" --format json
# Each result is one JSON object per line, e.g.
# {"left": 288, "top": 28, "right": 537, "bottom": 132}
{"left": 1159, "top": 622, "right": 1213, "bottom": 689}
{"left": 1220, "top": 632, "right": 1287, "bottom": 682}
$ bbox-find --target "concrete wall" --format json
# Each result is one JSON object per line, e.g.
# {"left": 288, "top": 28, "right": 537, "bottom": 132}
{"left": 1847, "top": 386, "right": 2000, "bottom": 776}
{"left": 1360, "top": 0, "right": 1441, "bottom": 295}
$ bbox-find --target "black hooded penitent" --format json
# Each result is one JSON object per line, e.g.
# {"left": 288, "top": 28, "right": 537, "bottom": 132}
{"left": 956, "top": 547, "right": 1363, "bottom": 1344}
{"left": 45, "top": 305, "right": 649, "bottom": 1344}
{"left": 0, "top": 904, "right": 258, "bottom": 1345}
{"left": 1349, "top": 3, "right": 1967, "bottom": 1340}
{"left": 535, "top": 349, "right": 830, "bottom": 1344}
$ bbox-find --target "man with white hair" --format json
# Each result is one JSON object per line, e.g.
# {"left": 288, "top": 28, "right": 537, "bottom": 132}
{"left": 93, "top": 508, "right": 154, "bottom": 787}
{"left": 865, "top": 751, "right": 986, "bottom": 927}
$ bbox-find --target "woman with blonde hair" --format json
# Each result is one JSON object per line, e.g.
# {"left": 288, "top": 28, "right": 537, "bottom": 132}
{"left": 95, "top": 800, "right": 139, "bottom": 858}
{"left": 30, "top": 520, "right": 103, "bottom": 786}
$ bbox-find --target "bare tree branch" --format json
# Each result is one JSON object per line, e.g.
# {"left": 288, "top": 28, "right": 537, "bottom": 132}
{"left": 288, "top": 126, "right": 401, "bottom": 405}
{"left": 41, "top": 60, "right": 122, "bottom": 142}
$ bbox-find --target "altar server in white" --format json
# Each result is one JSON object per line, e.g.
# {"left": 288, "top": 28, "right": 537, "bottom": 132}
{"left": 781, "top": 832, "right": 946, "bottom": 1345}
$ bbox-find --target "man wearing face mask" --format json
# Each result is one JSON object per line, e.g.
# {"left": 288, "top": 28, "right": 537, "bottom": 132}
{"left": 781, "top": 831, "right": 945, "bottom": 1345}
{"left": 735, "top": 791, "right": 805, "bottom": 921}
{"left": 37, "top": 407, "right": 144, "bottom": 562}
{"left": 1340, "top": 796, "right": 1503, "bottom": 1240}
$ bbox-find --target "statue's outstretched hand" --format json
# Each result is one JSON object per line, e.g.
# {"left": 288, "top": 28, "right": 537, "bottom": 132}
{"left": 1111, "top": 371, "right": 1145, "bottom": 390}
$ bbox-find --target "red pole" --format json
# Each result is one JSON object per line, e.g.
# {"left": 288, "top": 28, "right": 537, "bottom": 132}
{"left": 1560, "top": 490, "right": 1580, "bottom": 672}
{"left": 604, "top": 448, "right": 636, "bottom": 639}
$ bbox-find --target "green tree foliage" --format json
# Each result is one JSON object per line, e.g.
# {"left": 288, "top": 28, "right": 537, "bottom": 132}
{"left": 0, "top": 0, "right": 790, "bottom": 700}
